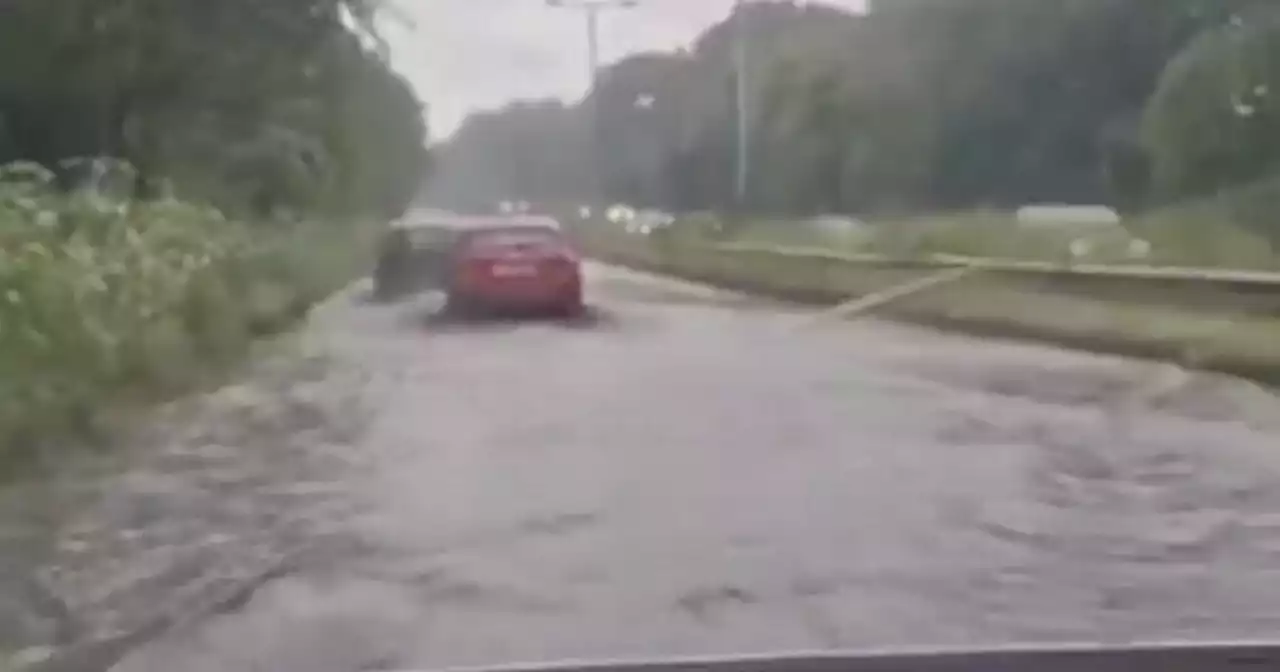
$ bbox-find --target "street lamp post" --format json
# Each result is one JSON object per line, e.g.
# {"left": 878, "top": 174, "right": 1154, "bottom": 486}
{"left": 547, "top": 0, "right": 639, "bottom": 206}
{"left": 734, "top": 0, "right": 750, "bottom": 211}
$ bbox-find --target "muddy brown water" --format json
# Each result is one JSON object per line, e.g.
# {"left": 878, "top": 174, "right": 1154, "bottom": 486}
{"left": 5, "top": 263, "right": 1280, "bottom": 672}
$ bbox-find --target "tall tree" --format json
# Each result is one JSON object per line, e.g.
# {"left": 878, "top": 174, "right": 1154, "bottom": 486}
{"left": 0, "top": 0, "right": 428, "bottom": 217}
{"left": 424, "top": 0, "right": 1279, "bottom": 219}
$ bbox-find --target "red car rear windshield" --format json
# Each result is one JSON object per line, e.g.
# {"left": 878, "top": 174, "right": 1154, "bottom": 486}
{"left": 463, "top": 228, "right": 566, "bottom": 254}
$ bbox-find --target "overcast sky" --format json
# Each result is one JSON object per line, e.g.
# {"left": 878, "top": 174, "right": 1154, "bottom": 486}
{"left": 384, "top": 0, "right": 867, "bottom": 140}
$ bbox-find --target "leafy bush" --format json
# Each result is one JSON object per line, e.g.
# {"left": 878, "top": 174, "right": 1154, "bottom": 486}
{"left": 0, "top": 163, "right": 368, "bottom": 463}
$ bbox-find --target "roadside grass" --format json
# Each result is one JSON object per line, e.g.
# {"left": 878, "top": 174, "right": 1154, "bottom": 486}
{"left": 1127, "top": 177, "right": 1280, "bottom": 270}
{"left": 572, "top": 223, "right": 1280, "bottom": 387}
{"left": 722, "top": 199, "right": 1279, "bottom": 271}
{"left": 0, "top": 164, "right": 373, "bottom": 473}
{"left": 728, "top": 212, "right": 1124, "bottom": 262}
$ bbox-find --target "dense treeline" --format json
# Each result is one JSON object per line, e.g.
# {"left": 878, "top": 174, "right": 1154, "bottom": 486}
{"left": 425, "top": 0, "right": 1280, "bottom": 234}
{"left": 0, "top": 0, "right": 429, "bottom": 453}
{"left": 0, "top": 0, "right": 429, "bottom": 217}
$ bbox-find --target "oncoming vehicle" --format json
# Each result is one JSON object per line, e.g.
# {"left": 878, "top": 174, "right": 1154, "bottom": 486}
{"left": 445, "top": 217, "right": 584, "bottom": 317}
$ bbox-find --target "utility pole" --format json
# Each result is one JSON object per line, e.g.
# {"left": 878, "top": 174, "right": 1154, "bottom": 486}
{"left": 547, "top": 0, "right": 639, "bottom": 207}
{"left": 733, "top": 0, "right": 750, "bottom": 211}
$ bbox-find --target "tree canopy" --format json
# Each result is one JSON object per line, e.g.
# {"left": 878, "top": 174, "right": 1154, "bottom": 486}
{"left": 424, "top": 0, "right": 1279, "bottom": 230}
{"left": 1143, "top": 5, "right": 1280, "bottom": 201}
{"left": 0, "top": 0, "right": 429, "bottom": 217}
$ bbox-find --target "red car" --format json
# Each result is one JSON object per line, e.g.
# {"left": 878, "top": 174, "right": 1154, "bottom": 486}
{"left": 445, "top": 221, "right": 584, "bottom": 317}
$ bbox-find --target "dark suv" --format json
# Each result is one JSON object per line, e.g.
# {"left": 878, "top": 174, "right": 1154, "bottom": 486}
{"left": 373, "top": 218, "right": 457, "bottom": 301}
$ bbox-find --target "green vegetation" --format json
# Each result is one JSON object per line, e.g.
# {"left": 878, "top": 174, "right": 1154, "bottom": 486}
{"left": 0, "top": 0, "right": 427, "bottom": 218}
{"left": 428, "top": 0, "right": 1280, "bottom": 247}
{"left": 1124, "top": 183, "right": 1280, "bottom": 269}
{"left": 0, "top": 0, "right": 428, "bottom": 459}
{"left": 1143, "top": 8, "right": 1280, "bottom": 205}
{"left": 719, "top": 208, "right": 1279, "bottom": 271}
{"left": 0, "top": 165, "right": 374, "bottom": 462}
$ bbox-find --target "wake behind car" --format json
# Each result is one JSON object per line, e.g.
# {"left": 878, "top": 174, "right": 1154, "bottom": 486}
{"left": 445, "top": 218, "right": 584, "bottom": 318}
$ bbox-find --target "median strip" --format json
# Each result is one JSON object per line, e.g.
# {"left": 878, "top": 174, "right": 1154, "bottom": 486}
{"left": 573, "top": 228, "right": 1280, "bottom": 388}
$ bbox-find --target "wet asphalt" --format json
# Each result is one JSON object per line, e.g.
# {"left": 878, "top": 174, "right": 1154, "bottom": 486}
{"left": 32, "top": 262, "right": 1280, "bottom": 672}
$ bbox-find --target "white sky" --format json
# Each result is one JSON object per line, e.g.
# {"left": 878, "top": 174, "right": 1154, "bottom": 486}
{"left": 384, "top": 0, "right": 868, "bottom": 139}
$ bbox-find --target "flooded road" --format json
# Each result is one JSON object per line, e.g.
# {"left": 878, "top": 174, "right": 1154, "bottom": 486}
{"left": 18, "top": 263, "right": 1280, "bottom": 672}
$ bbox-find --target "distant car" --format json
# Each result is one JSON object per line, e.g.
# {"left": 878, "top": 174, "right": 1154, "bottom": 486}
{"left": 445, "top": 220, "right": 583, "bottom": 317}
{"left": 606, "top": 204, "right": 637, "bottom": 225}
{"left": 626, "top": 210, "right": 675, "bottom": 236}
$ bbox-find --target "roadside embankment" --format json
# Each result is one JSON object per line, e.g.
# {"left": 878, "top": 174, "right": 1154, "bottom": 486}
{"left": 0, "top": 168, "right": 373, "bottom": 469}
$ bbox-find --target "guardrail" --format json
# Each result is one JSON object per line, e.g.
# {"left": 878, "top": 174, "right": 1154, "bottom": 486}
{"left": 702, "top": 242, "right": 1280, "bottom": 316}
{"left": 713, "top": 241, "right": 1280, "bottom": 285}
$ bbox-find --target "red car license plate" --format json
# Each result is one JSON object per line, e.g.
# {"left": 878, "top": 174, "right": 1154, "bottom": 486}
{"left": 490, "top": 263, "right": 539, "bottom": 278}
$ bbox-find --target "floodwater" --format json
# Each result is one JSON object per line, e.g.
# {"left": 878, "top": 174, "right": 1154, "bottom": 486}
{"left": 8, "top": 263, "right": 1280, "bottom": 672}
